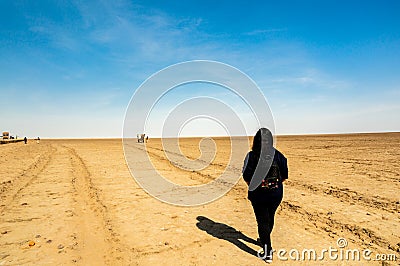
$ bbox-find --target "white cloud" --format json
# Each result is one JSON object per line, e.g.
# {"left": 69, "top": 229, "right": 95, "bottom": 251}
{"left": 244, "top": 28, "right": 287, "bottom": 36}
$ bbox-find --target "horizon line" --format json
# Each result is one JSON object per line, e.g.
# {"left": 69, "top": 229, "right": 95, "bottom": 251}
{"left": 17, "top": 130, "right": 400, "bottom": 140}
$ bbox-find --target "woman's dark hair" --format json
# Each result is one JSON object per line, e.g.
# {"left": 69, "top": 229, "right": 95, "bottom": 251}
{"left": 252, "top": 128, "right": 273, "bottom": 156}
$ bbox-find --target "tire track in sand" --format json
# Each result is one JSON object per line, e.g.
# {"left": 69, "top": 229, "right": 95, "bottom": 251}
{"left": 289, "top": 180, "right": 399, "bottom": 214}
{"left": 0, "top": 145, "right": 119, "bottom": 265}
{"left": 64, "top": 145, "right": 123, "bottom": 265}
{"left": 0, "top": 145, "right": 55, "bottom": 214}
{"left": 134, "top": 144, "right": 239, "bottom": 189}
{"left": 280, "top": 201, "right": 400, "bottom": 255}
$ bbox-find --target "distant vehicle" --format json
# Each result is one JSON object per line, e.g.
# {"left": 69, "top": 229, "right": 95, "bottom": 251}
{"left": 2, "top": 132, "right": 9, "bottom": 140}
{"left": 137, "top": 134, "right": 146, "bottom": 143}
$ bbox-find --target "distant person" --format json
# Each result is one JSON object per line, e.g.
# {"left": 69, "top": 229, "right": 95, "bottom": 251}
{"left": 146, "top": 136, "right": 149, "bottom": 143}
{"left": 36, "top": 137, "right": 40, "bottom": 144}
{"left": 24, "top": 137, "right": 27, "bottom": 144}
{"left": 242, "top": 128, "right": 288, "bottom": 263}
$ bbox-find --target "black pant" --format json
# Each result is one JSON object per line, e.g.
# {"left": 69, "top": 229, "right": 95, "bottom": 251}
{"left": 251, "top": 197, "right": 282, "bottom": 252}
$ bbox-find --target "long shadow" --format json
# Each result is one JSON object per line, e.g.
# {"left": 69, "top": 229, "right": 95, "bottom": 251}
{"left": 196, "top": 216, "right": 261, "bottom": 257}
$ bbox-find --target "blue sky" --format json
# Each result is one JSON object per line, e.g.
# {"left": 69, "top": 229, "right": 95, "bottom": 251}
{"left": 1, "top": 0, "right": 399, "bottom": 138}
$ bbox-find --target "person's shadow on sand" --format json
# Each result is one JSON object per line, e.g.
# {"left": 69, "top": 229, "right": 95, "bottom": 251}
{"left": 196, "top": 216, "right": 261, "bottom": 257}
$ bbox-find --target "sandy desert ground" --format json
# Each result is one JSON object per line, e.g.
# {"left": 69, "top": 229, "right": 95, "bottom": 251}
{"left": 0, "top": 133, "right": 399, "bottom": 265}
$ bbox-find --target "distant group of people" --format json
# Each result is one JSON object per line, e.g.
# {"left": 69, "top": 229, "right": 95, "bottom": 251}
{"left": 136, "top": 134, "right": 149, "bottom": 143}
{"left": 23, "top": 137, "right": 40, "bottom": 144}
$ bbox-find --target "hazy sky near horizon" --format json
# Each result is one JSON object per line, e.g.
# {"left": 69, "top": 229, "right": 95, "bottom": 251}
{"left": 1, "top": 0, "right": 399, "bottom": 138}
